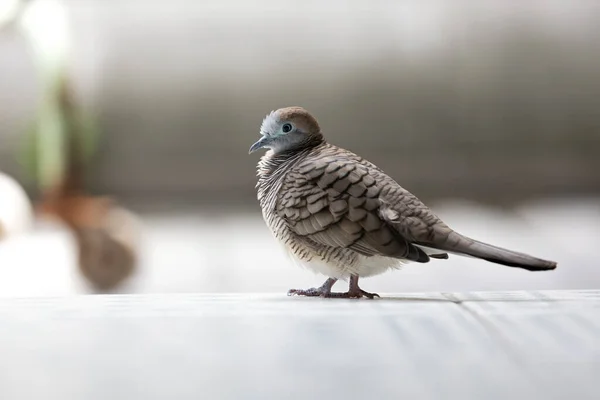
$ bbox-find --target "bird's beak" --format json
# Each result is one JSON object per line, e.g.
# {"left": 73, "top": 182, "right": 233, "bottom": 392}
{"left": 248, "top": 136, "right": 269, "bottom": 154}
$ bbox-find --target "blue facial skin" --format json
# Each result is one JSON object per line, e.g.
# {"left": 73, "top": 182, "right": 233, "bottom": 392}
{"left": 248, "top": 111, "right": 298, "bottom": 154}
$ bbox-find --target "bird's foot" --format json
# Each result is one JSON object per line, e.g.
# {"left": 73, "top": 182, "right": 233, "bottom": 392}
{"left": 326, "top": 289, "right": 380, "bottom": 299}
{"left": 287, "top": 287, "right": 329, "bottom": 297}
{"left": 288, "top": 277, "right": 337, "bottom": 298}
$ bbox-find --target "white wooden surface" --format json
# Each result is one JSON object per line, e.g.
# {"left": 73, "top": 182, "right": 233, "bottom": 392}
{"left": 0, "top": 290, "right": 598, "bottom": 400}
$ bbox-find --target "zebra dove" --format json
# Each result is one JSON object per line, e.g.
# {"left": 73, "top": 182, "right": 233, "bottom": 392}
{"left": 249, "top": 106, "right": 557, "bottom": 299}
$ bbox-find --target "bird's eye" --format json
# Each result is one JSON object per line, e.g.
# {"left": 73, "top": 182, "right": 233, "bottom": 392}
{"left": 282, "top": 123, "right": 293, "bottom": 133}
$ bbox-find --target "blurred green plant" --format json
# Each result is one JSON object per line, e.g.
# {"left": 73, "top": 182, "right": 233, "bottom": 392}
{"left": 19, "top": 76, "right": 100, "bottom": 192}
{"left": 5, "top": 0, "right": 100, "bottom": 193}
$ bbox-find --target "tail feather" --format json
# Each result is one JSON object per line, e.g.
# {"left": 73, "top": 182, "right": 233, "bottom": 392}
{"left": 431, "top": 232, "right": 557, "bottom": 271}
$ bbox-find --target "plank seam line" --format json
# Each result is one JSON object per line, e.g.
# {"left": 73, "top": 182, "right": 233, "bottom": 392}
{"left": 442, "top": 292, "right": 533, "bottom": 368}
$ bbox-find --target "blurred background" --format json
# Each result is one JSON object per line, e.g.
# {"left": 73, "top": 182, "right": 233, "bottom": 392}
{"left": 0, "top": 0, "right": 599, "bottom": 296}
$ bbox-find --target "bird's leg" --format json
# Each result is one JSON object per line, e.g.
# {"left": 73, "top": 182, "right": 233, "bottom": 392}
{"left": 288, "top": 277, "right": 337, "bottom": 297}
{"left": 325, "top": 275, "right": 379, "bottom": 299}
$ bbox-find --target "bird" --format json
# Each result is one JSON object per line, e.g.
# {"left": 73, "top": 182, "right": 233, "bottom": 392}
{"left": 249, "top": 106, "right": 557, "bottom": 299}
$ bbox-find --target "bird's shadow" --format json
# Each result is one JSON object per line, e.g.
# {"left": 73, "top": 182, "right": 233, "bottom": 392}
{"left": 376, "top": 296, "right": 456, "bottom": 302}
{"left": 374, "top": 295, "right": 570, "bottom": 303}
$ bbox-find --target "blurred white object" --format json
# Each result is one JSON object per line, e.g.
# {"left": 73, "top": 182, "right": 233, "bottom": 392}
{"left": 19, "top": 0, "right": 70, "bottom": 75}
{"left": 0, "top": 172, "right": 33, "bottom": 240}
{"left": 0, "top": 0, "right": 20, "bottom": 27}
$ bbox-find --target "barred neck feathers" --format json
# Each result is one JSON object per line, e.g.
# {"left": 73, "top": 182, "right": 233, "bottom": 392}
{"left": 256, "top": 147, "right": 314, "bottom": 213}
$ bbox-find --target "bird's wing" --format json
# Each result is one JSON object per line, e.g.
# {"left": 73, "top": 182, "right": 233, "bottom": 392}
{"left": 360, "top": 159, "right": 556, "bottom": 271}
{"left": 276, "top": 152, "right": 430, "bottom": 262}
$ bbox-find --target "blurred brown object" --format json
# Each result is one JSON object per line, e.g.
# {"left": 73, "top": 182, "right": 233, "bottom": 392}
{"left": 39, "top": 191, "right": 139, "bottom": 291}
{"left": 36, "top": 75, "right": 140, "bottom": 292}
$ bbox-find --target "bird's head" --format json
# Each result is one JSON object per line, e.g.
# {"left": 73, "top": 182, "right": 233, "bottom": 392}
{"left": 248, "top": 106, "right": 323, "bottom": 155}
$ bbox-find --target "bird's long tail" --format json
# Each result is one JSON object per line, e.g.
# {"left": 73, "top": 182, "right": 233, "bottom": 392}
{"left": 433, "top": 232, "right": 557, "bottom": 271}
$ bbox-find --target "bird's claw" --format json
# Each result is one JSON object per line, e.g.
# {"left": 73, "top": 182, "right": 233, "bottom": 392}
{"left": 359, "top": 289, "right": 380, "bottom": 299}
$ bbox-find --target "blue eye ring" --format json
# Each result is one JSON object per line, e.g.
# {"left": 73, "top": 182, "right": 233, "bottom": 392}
{"left": 282, "top": 123, "right": 293, "bottom": 133}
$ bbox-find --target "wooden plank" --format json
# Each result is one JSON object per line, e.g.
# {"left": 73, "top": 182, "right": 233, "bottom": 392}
{"left": 0, "top": 291, "right": 597, "bottom": 400}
